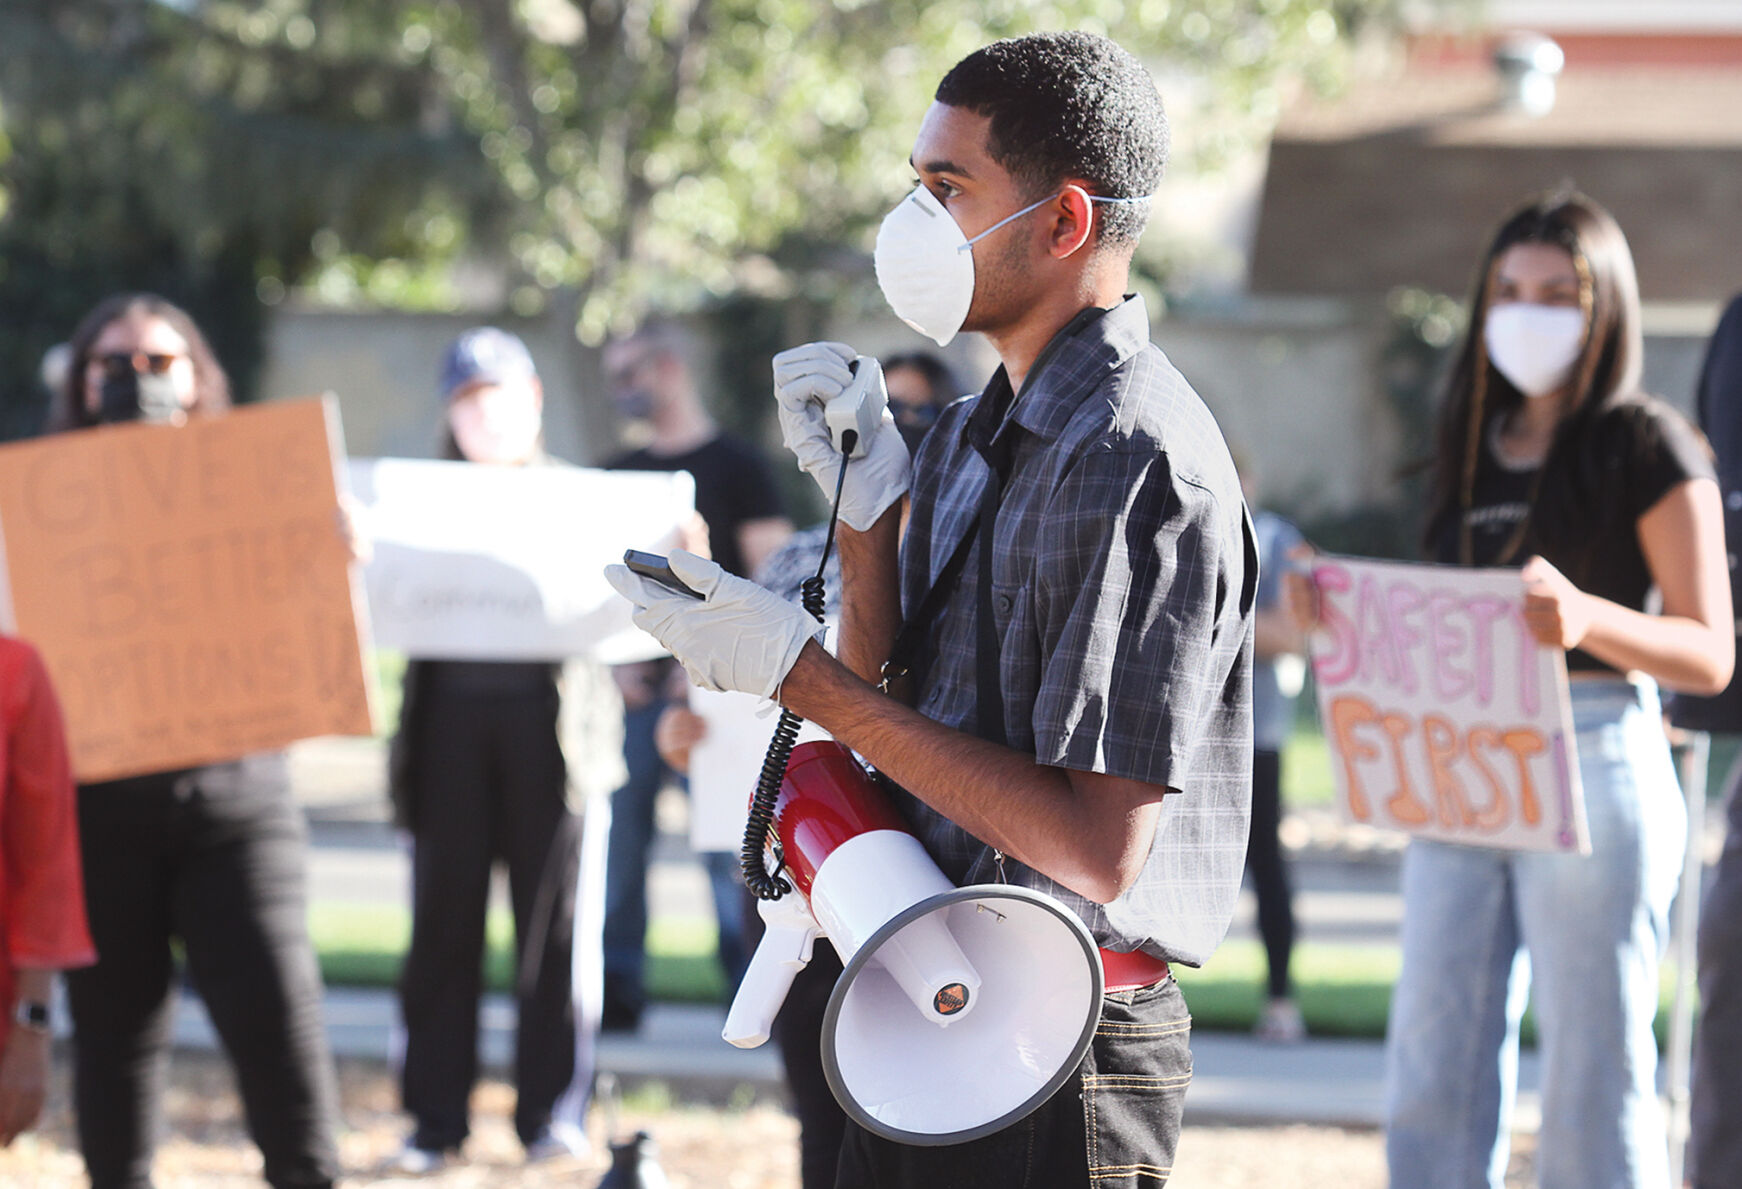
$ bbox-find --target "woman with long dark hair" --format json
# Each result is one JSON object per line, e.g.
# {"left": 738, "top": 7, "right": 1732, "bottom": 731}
{"left": 1376, "top": 195, "right": 1732, "bottom": 1188}
{"left": 53, "top": 293, "right": 343, "bottom": 1189}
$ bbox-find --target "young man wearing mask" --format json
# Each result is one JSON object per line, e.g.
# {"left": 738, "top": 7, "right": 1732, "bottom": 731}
{"left": 609, "top": 32, "right": 1255, "bottom": 1187}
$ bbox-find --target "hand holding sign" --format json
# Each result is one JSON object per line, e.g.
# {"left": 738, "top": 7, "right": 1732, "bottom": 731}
{"left": 1520, "top": 555, "right": 1596, "bottom": 651}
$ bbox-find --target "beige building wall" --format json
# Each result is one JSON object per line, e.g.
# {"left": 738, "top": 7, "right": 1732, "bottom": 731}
{"left": 258, "top": 301, "right": 1719, "bottom": 529}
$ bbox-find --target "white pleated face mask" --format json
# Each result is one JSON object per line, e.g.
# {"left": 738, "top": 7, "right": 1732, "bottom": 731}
{"left": 1483, "top": 303, "right": 1587, "bottom": 398}
{"left": 873, "top": 185, "right": 1150, "bottom": 347}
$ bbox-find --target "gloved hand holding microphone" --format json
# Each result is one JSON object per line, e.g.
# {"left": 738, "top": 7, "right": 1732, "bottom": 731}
{"left": 608, "top": 340, "right": 898, "bottom": 702}
{"left": 772, "top": 342, "right": 911, "bottom": 532}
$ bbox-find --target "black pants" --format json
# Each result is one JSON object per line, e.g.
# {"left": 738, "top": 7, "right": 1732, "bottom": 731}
{"left": 1245, "top": 748, "right": 1296, "bottom": 1000}
{"left": 66, "top": 758, "right": 341, "bottom": 1189}
{"left": 398, "top": 685, "right": 580, "bottom": 1150}
{"left": 1690, "top": 759, "right": 1742, "bottom": 1189}
{"left": 834, "top": 976, "right": 1191, "bottom": 1188}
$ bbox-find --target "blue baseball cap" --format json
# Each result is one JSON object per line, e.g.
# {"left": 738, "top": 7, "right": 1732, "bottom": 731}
{"left": 439, "top": 327, "right": 537, "bottom": 399}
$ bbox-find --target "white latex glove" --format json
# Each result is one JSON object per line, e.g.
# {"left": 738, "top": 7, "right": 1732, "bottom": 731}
{"left": 604, "top": 549, "right": 824, "bottom": 700}
{"left": 773, "top": 341, "right": 911, "bottom": 532}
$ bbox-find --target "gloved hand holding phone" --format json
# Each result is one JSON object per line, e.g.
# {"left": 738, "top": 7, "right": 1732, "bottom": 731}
{"left": 604, "top": 549, "right": 824, "bottom": 701}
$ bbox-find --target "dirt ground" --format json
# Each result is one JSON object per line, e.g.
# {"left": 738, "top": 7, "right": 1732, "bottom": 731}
{"left": 0, "top": 1050, "right": 1538, "bottom": 1188}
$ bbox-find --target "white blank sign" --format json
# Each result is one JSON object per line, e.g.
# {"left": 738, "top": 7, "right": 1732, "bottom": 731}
{"left": 349, "top": 458, "right": 693, "bottom": 662}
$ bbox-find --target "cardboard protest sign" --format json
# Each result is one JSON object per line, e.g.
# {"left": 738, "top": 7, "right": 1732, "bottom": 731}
{"left": 0, "top": 398, "right": 376, "bottom": 782}
{"left": 1308, "top": 555, "right": 1588, "bottom": 854}
{"left": 348, "top": 458, "right": 693, "bottom": 663}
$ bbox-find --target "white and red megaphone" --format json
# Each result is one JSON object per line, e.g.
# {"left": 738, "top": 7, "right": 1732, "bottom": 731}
{"left": 724, "top": 740, "right": 1104, "bottom": 1146}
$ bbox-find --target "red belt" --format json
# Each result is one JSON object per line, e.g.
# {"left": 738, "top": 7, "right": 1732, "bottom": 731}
{"left": 1100, "top": 947, "right": 1170, "bottom": 991}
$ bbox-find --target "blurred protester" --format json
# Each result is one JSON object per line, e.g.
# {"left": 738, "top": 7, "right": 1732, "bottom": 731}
{"left": 1236, "top": 455, "right": 1308, "bottom": 1044}
{"left": 880, "top": 352, "right": 962, "bottom": 454}
{"left": 1293, "top": 195, "right": 1731, "bottom": 1189}
{"left": 1683, "top": 291, "right": 1742, "bottom": 1189}
{"left": 599, "top": 318, "right": 792, "bottom": 1032}
{"left": 51, "top": 293, "right": 343, "bottom": 1189}
{"left": 0, "top": 635, "right": 95, "bottom": 1148}
{"left": 387, "top": 328, "right": 590, "bottom": 1171}
{"left": 652, "top": 348, "right": 959, "bottom": 1189}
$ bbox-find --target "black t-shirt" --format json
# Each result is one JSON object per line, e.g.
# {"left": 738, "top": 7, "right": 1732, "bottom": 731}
{"left": 608, "top": 432, "right": 786, "bottom": 578}
{"left": 1436, "top": 397, "right": 1715, "bottom": 672}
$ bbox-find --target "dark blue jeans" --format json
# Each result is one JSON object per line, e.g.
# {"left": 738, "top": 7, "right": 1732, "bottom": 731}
{"left": 833, "top": 976, "right": 1191, "bottom": 1188}
{"left": 602, "top": 696, "right": 747, "bottom": 1018}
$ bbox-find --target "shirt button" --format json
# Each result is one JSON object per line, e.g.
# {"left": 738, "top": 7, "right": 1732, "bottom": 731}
{"left": 996, "top": 594, "right": 1013, "bottom": 614}
{"left": 1729, "top": 490, "right": 1742, "bottom": 511}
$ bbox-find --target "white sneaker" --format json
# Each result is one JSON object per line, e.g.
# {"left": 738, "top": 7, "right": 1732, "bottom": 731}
{"left": 387, "top": 1142, "right": 455, "bottom": 1176}
{"left": 1254, "top": 997, "right": 1307, "bottom": 1043}
{"left": 525, "top": 1121, "right": 590, "bottom": 1163}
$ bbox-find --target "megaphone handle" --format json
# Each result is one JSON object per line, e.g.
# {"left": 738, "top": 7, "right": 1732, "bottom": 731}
{"left": 722, "top": 913, "right": 819, "bottom": 1049}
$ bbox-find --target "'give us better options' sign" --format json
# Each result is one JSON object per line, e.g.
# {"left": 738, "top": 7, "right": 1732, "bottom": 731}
{"left": 1309, "top": 555, "right": 1588, "bottom": 854}
{"left": 0, "top": 398, "right": 375, "bottom": 782}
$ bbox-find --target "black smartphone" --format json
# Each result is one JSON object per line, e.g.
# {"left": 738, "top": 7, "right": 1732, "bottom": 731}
{"left": 623, "top": 549, "right": 703, "bottom": 599}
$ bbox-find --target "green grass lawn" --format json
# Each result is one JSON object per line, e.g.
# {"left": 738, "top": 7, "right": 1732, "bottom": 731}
{"left": 309, "top": 905, "right": 1690, "bottom": 1044}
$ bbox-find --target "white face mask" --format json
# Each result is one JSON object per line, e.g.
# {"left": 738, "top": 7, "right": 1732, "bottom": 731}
{"left": 1483, "top": 303, "right": 1586, "bottom": 398}
{"left": 873, "top": 185, "right": 1149, "bottom": 347}
{"left": 449, "top": 384, "right": 542, "bottom": 464}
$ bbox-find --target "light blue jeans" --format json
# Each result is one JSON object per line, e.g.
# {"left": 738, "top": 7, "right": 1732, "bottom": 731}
{"left": 1385, "top": 677, "right": 1686, "bottom": 1189}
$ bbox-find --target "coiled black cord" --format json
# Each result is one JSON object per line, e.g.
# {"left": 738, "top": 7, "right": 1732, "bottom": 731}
{"left": 740, "top": 432, "right": 855, "bottom": 900}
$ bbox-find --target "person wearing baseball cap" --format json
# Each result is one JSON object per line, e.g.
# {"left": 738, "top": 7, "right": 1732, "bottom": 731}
{"left": 389, "top": 326, "right": 592, "bottom": 1171}
{"left": 437, "top": 327, "right": 545, "bottom": 466}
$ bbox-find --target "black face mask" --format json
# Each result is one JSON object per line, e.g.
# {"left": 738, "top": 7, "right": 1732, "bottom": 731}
{"left": 98, "top": 369, "right": 184, "bottom": 424}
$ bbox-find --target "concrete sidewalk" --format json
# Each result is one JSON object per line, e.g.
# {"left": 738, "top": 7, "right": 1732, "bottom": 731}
{"left": 169, "top": 985, "right": 1544, "bottom": 1131}
{"left": 264, "top": 737, "right": 1547, "bottom": 1132}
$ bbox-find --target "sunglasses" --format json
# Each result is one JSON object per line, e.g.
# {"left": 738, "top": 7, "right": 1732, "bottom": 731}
{"left": 95, "top": 352, "right": 183, "bottom": 379}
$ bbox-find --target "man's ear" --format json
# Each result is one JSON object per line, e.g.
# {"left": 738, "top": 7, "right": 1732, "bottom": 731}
{"left": 1047, "top": 184, "right": 1098, "bottom": 260}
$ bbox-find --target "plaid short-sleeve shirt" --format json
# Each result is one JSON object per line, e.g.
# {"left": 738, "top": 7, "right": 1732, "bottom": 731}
{"left": 890, "top": 296, "right": 1256, "bottom": 966}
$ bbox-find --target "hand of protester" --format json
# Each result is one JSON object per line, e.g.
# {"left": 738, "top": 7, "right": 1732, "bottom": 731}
{"left": 1281, "top": 543, "right": 1322, "bottom": 635}
{"left": 335, "top": 495, "right": 372, "bottom": 564}
{"left": 0, "top": 1026, "right": 49, "bottom": 1147}
{"left": 610, "top": 660, "right": 666, "bottom": 710}
{"left": 1521, "top": 555, "right": 1594, "bottom": 650}
{"left": 676, "top": 512, "right": 711, "bottom": 559}
{"left": 605, "top": 549, "right": 824, "bottom": 700}
{"left": 773, "top": 342, "right": 911, "bottom": 532}
{"left": 655, "top": 704, "right": 707, "bottom": 774}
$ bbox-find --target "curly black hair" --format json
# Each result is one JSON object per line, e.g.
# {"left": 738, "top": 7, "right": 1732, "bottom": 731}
{"left": 936, "top": 32, "right": 1168, "bottom": 246}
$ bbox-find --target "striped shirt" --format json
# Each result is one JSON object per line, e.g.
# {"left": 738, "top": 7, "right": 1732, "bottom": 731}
{"left": 890, "top": 295, "right": 1256, "bottom": 966}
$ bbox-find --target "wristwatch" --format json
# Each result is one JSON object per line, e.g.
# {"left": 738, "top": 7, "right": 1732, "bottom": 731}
{"left": 12, "top": 1000, "right": 51, "bottom": 1035}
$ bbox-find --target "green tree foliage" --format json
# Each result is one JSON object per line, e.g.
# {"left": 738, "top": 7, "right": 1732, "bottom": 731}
{"left": 0, "top": 0, "right": 491, "bottom": 432}
{"left": 0, "top": 0, "right": 1401, "bottom": 434}
{"left": 419, "top": 0, "right": 1401, "bottom": 342}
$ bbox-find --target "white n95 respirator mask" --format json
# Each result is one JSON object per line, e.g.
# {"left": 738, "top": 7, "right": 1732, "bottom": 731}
{"left": 874, "top": 185, "right": 1016, "bottom": 348}
{"left": 873, "top": 185, "right": 1151, "bottom": 348}
{"left": 1483, "top": 303, "right": 1586, "bottom": 398}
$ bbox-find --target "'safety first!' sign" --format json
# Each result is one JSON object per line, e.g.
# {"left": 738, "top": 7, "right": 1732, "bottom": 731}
{"left": 1309, "top": 555, "right": 1588, "bottom": 854}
